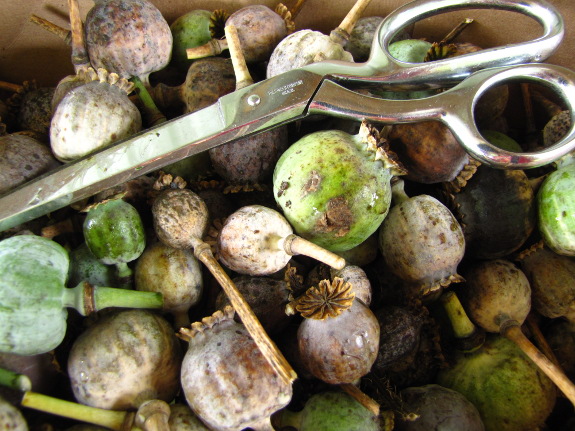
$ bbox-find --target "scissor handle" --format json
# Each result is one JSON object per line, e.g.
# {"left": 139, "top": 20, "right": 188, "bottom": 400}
{"left": 308, "top": 63, "right": 575, "bottom": 169}
{"left": 304, "top": 0, "right": 564, "bottom": 89}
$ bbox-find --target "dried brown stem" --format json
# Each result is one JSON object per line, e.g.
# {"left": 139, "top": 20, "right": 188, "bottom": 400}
{"left": 521, "top": 83, "right": 537, "bottom": 135}
{"left": 330, "top": 0, "right": 373, "bottom": 45}
{"left": 339, "top": 383, "right": 380, "bottom": 416}
{"left": 531, "top": 88, "right": 564, "bottom": 119}
{"left": 287, "top": 0, "right": 307, "bottom": 19}
{"left": 440, "top": 18, "right": 474, "bottom": 44}
{"left": 189, "top": 238, "right": 297, "bottom": 385}
{"left": 186, "top": 38, "right": 229, "bottom": 60}
{"left": 525, "top": 313, "right": 562, "bottom": 368}
{"left": 502, "top": 321, "right": 575, "bottom": 407}
{"left": 0, "top": 81, "right": 23, "bottom": 93}
{"left": 224, "top": 25, "right": 253, "bottom": 90}
{"left": 282, "top": 234, "right": 346, "bottom": 270}
{"left": 29, "top": 14, "right": 71, "bottom": 45}
{"left": 68, "top": 0, "right": 90, "bottom": 72}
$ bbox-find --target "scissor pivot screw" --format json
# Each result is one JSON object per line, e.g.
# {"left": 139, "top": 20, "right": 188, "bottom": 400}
{"left": 247, "top": 94, "right": 261, "bottom": 106}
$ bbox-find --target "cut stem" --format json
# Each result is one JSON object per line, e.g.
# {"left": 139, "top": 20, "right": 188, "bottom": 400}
{"left": 94, "top": 286, "right": 163, "bottom": 311}
{"left": 21, "top": 391, "right": 130, "bottom": 430}
{"left": 530, "top": 88, "right": 564, "bottom": 119}
{"left": 521, "top": 83, "right": 538, "bottom": 135}
{"left": 330, "top": 0, "right": 373, "bottom": 45}
{"left": 501, "top": 321, "right": 575, "bottom": 407}
{"left": 186, "top": 38, "right": 229, "bottom": 60}
{"left": 287, "top": 0, "right": 307, "bottom": 19}
{"left": 440, "top": 18, "right": 474, "bottom": 44}
{"left": 68, "top": 0, "right": 90, "bottom": 72}
{"left": 0, "top": 367, "right": 31, "bottom": 392}
{"left": 149, "top": 83, "right": 184, "bottom": 113}
{"left": 41, "top": 217, "right": 81, "bottom": 239}
{"left": 225, "top": 25, "right": 254, "bottom": 90}
{"left": 440, "top": 290, "right": 485, "bottom": 352}
{"left": 282, "top": 234, "right": 346, "bottom": 270}
{"left": 441, "top": 291, "right": 476, "bottom": 339}
{"left": 62, "top": 282, "right": 163, "bottom": 315}
{"left": 136, "top": 399, "right": 171, "bottom": 431}
{"left": 525, "top": 313, "right": 561, "bottom": 368}
{"left": 29, "top": 14, "right": 71, "bottom": 44}
{"left": 339, "top": 383, "right": 380, "bottom": 416}
{"left": 0, "top": 81, "right": 23, "bottom": 93}
{"left": 190, "top": 237, "right": 297, "bottom": 385}
{"left": 131, "top": 76, "right": 167, "bottom": 127}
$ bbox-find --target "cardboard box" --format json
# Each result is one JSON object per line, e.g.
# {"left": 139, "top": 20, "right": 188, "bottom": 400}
{"left": 1, "top": 0, "right": 574, "bottom": 87}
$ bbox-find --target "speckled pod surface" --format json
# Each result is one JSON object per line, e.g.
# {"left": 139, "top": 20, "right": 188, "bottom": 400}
{"left": 85, "top": 0, "right": 172, "bottom": 81}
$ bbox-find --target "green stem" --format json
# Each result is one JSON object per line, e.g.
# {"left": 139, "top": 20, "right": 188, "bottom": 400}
{"left": 21, "top": 391, "right": 133, "bottom": 431}
{"left": 0, "top": 367, "right": 31, "bottom": 392}
{"left": 115, "top": 261, "right": 134, "bottom": 289}
{"left": 94, "top": 286, "right": 163, "bottom": 311}
{"left": 131, "top": 76, "right": 167, "bottom": 126}
{"left": 62, "top": 283, "right": 163, "bottom": 316}
{"left": 440, "top": 290, "right": 485, "bottom": 352}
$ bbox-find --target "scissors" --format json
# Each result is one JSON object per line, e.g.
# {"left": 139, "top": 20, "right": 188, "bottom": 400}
{"left": 1, "top": 0, "right": 574, "bottom": 233}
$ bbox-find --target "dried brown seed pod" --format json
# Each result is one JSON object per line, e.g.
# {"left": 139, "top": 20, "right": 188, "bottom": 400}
{"left": 371, "top": 305, "right": 425, "bottom": 373}
{"left": 330, "top": 264, "right": 372, "bottom": 306}
{"left": 225, "top": 5, "right": 291, "bottom": 64}
{"left": 135, "top": 240, "right": 204, "bottom": 329}
{"left": 67, "top": 309, "right": 182, "bottom": 410}
{"left": 387, "top": 121, "right": 470, "bottom": 184}
{"left": 0, "top": 133, "right": 60, "bottom": 195}
{"left": 295, "top": 277, "right": 380, "bottom": 384}
{"left": 517, "top": 242, "right": 575, "bottom": 323}
{"left": 15, "top": 86, "right": 54, "bottom": 137}
{"left": 179, "top": 307, "right": 292, "bottom": 431}
{"left": 379, "top": 179, "right": 466, "bottom": 296}
{"left": 151, "top": 57, "right": 236, "bottom": 116}
{"left": 152, "top": 188, "right": 209, "bottom": 250}
{"left": 209, "top": 125, "right": 289, "bottom": 186}
{"left": 443, "top": 164, "right": 535, "bottom": 259}
{"left": 85, "top": 0, "right": 172, "bottom": 86}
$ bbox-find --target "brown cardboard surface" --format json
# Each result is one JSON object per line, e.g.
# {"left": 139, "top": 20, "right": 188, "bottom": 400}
{"left": 0, "top": 0, "right": 573, "bottom": 87}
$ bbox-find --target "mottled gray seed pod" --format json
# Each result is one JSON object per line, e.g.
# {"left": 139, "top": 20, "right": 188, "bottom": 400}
{"left": 267, "top": 30, "right": 353, "bottom": 78}
{"left": 226, "top": 5, "right": 288, "bottom": 63}
{"left": 298, "top": 299, "right": 380, "bottom": 384}
{"left": 67, "top": 309, "right": 182, "bottom": 410}
{"left": 152, "top": 188, "right": 209, "bottom": 249}
{"left": 379, "top": 194, "right": 465, "bottom": 294}
{"left": 217, "top": 205, "right": 294, "bottom": 275}
{"left": 180, "top": 308, "right": 292, "bottom": 431}
{"left": 0, "top": 134, "right": 60, "bottom": 194}
{"left": 85, "top": 0, "right": 172, "bottom": 83}
{"left": 50, "top": 81, "right": 141, "bottom": 162}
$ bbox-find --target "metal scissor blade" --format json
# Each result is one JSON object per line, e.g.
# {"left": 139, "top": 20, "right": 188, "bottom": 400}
{"left": 0, "top": 69, "right": 325, "bottom": 232}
